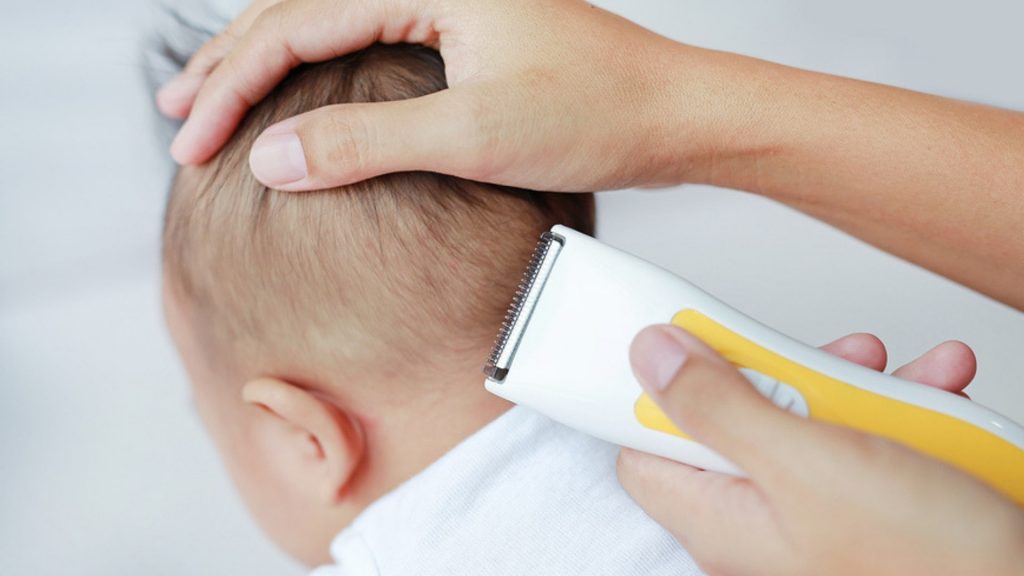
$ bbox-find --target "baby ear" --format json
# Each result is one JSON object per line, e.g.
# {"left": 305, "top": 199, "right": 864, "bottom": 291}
{"left": 241, "top": 377, "right": 365, "bottom": 504}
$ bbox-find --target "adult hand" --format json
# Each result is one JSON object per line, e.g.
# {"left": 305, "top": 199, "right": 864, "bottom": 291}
{"left": 618, "top": 326, "right": 1024, "bottom": 576}
{"left": 158, "top": 0, "right": 1024, "bottom": 309}
{"left": 158, "top": 0, "right": 739, "bottom": 192}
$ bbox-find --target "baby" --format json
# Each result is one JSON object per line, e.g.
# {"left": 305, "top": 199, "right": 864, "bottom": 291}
{"left": 162, "top": 43, "right": 699, "bottom": 574}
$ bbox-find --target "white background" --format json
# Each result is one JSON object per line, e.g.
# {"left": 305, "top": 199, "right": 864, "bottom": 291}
{"left": 1, "top": 1, "right": 1022, "bottom": 574}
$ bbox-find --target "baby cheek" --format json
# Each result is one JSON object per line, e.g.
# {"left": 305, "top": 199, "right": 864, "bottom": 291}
{"left": 190, "top": 379, "right": 232, "bottom": 444}
{"left": 191, "top": 379, "right": 261, "bottom": 486}
{"left": 202, "top": 399, "right": 283, "bottom": 522}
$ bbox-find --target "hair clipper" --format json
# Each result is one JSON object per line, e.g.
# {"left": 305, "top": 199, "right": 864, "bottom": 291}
{"left": 484, "top": 226, "right": 1024, "bottom": 505}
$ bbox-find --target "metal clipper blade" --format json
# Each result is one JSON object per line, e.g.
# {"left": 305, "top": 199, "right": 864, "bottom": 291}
{"left": 484, "top": 231, "right": 564, "bottom": 381}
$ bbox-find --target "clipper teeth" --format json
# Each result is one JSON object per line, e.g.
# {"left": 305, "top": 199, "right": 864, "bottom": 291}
{"left": 485, "top": 231, "right": 561, "bottom": 380}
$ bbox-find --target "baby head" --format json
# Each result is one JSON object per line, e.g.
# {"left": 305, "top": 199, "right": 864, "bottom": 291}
{"left": 162, "top": 44, "right": 594, "bottom": 564}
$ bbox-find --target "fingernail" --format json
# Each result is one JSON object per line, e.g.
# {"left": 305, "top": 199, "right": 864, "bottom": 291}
{"left": 631, "top": 326, "right": 689, "bottom": 392}
{"left": 249, "top": 132, "right": 308, "bottom": 186}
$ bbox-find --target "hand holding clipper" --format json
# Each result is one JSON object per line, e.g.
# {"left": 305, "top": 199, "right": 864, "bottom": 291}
{"left": 617, "top": 325, "right": 1024, "bottom": 576}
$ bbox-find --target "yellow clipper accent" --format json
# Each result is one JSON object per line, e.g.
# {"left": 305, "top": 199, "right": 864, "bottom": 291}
{"left": 635, "top": 394, "right": 693, "bottom": 440}
{"left": 634, "top": 309, "right": 1024, "bottom": 506}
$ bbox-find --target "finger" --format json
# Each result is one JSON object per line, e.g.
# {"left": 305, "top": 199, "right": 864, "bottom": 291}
{"left": 892, "top": 340, "right": 977, "bottom": 394}
{"left": 616, "top": 449, "right": 790, "bottom": 573}
{"left": 247, "top": 89, "right": 485, "bottom": 190}
{"left": 157, "top": 72, "right": 207, "bottom": 119}
{"left": 157, "top": 31, "right": 237, "bottom": 119}
{"left": 171, "top": 0, "right": 435, "bottom": 164}
{"left": 157, "top": 0, "right": 285, "bottom": 119}
{"left": 818, "top": 332, "right": 887, "bottom": 371}
{"left": 629, "top": 324, "right": 807, "bottom": 478}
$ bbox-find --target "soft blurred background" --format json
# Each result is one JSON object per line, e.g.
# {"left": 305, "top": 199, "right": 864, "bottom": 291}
{"left": 1, "top": 1, "right": 1021, "bottom": 574}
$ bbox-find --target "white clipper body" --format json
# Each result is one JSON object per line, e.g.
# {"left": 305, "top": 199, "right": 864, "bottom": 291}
{"left": 484, "top": 226, "right": 1024, "bottom": 505}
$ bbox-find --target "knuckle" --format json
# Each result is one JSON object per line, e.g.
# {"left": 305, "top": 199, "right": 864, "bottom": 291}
{"left": 449, "top": 89, "right": 504, "bottom": 180}
{"left": 317, "top": 109, "right": 376, "bottom": 180}
{"left": 675, "top": 360, "right": 732, "bottom": 412}
{"left": 187, "top": 32, "right": 233, "bottom": 74}
{"left": 253, "top": 1, "right": 290, "bottom": 34}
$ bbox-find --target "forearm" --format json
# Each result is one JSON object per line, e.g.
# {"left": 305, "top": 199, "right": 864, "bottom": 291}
{"left": 682, "top": 50, "right": 1024, "bottom": 310}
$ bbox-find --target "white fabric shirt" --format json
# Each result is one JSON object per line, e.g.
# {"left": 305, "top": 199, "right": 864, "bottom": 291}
{"left": 310, "top": 407, "right": 702, "bottom": 576}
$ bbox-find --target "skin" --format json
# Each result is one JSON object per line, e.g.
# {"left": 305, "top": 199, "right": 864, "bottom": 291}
{"left": 621, "top": 326, "right": 1024, "bottom": 576}
{"left": 162, "top": 280, "right": 511, "bottom": 565}
{"left": 157, "top": 0, "right": 1024, "bottom": 572}
{"left": 158, "top": 0, "right": 1024, "bottom": 310}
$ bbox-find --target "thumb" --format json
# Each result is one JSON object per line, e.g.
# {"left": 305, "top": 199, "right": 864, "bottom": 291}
{"left": 616, "top": 449, "right": 790, "bottom": 573}
{"left": 249, "top": 89, "right": 484, "bottom": 191}
{"left": 629, "top": 324, "right": 803, "bottom": 477}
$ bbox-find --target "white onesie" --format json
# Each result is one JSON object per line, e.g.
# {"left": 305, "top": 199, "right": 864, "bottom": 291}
{"left": 309, "top": 406, "right": 702, "bottom": 576}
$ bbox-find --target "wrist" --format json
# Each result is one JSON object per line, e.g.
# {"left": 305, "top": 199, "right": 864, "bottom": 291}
{"left": 655, "top": 46, "right": 814, "bottom": 198}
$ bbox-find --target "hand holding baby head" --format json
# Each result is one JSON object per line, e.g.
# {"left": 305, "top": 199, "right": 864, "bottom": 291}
{"left": 159, "top": 0, "right": 736, "bottom": 193}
